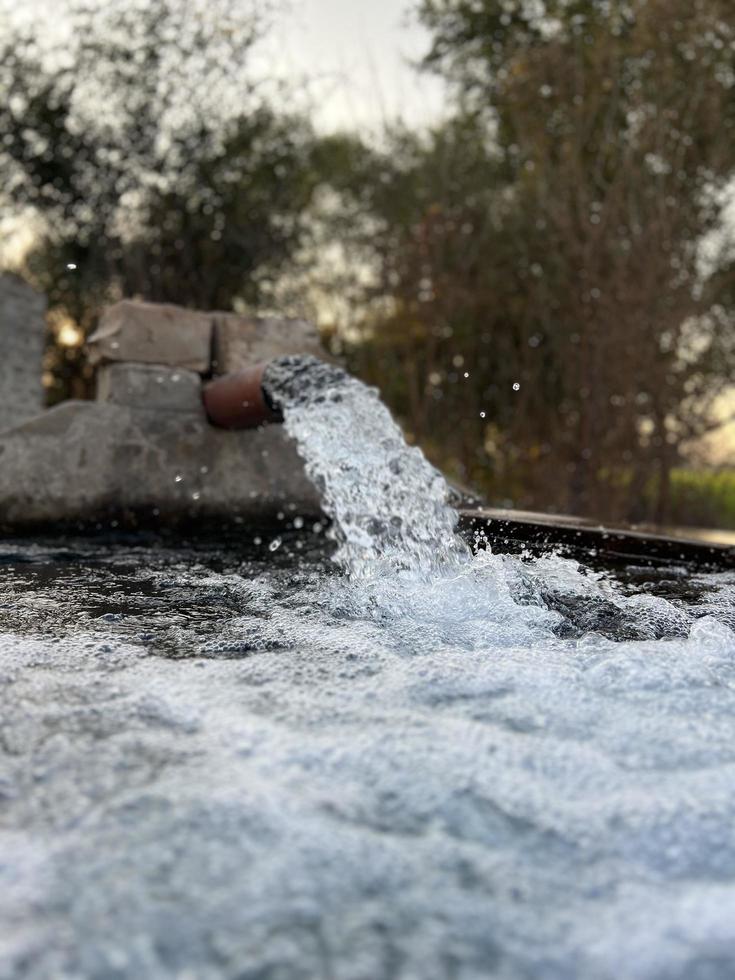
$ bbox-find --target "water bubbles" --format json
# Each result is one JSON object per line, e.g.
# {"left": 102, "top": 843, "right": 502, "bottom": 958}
{"left": 191, "top": 491, "right": 201, "bottom": 501}
{"left": 263, "top": 355, "right": 466, "bottom": 577}
{"left": 268, "top": 537, "right": 282, "bottom": 552}
{"left": 65, "top": 262, "right": 77, "bottom": 270}
{"left": 1, "top": 532, "right": 734, "bottom": 980}
{"left": 480, "top": 411, "right": 486, "bottom": 419}
{"left": 512, "top": 382, "right": 521, "bottom": 391}
{"left": 174, "top": 474, "right": 183, "bottom": 483}
{"left": 292, "top": 516, "right": 304, "bottom": 529}
{"left": 463, "top": 371, "right": 470, "bottom": 379}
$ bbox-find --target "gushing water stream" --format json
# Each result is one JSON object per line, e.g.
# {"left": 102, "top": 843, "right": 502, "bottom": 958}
{"left": 263, "top": 355, "right": 468, "bottom": 578}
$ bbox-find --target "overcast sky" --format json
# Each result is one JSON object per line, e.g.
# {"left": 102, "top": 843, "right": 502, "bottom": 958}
{"left": 7, "top": 0, "right": 445, "bottom": 134}
{"left": 256, "top": 0, "right": 446, "bottom": 132}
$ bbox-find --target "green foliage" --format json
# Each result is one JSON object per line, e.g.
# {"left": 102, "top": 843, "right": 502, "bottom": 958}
{"left": 664, "top": 469, "right": 735, "bottom": 531}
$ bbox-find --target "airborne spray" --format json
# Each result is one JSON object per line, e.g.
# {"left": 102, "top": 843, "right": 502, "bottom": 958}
{"left": 263, "top": 355, "right": 469, "bottom": 579}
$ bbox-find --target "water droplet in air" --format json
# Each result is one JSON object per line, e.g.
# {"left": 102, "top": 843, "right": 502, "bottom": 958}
{"left": 174, "top": 474, "right": 183, "bottom": 483}
{"left": 293, "top": 516, "right": 304, "bottom": 529}
{"left": 269, "top": 537, "right": 282, "bottom": 552}
{"left": 66, "top": 262, "right": 77, "bottom": 270}
{"left": 480, "top": 411, "right": 486, "bottom": 418}
{"left": 513, "top": 382, "right": 520, "bottom": 391}
{"left": 191, "top": 491, "right": 201, "bottom": 500}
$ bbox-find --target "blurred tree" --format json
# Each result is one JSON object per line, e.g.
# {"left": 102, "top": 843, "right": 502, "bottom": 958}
{"left": 0, "top": 0, "right": 326, "bottom": 401}
{"left": 345, "top": 0, "right": 735, "bottom": 524}
{"left": 2, "top": 0, "right": 733, "bottom": 528}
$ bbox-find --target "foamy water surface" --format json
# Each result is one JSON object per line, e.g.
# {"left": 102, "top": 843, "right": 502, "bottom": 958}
{"left": 2, "top": 358, "right": 735, "bottom": 978}
{"left": 0, "top": 534, "right": 734, "bottom": 980}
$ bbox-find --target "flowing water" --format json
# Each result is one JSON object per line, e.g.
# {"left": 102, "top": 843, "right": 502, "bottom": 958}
{"left": 262, "top": 356, "right": 468, "bottom": 578}
{"left": 1, "top": 358, "right": 735, "bottom": 980}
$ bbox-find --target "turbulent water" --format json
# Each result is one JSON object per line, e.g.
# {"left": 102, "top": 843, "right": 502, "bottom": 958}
{"left": 1, "top": 358, "right": 735, "bottom": 979}
{"left": 263, "top": 356, "right": 468, "bottom": 578}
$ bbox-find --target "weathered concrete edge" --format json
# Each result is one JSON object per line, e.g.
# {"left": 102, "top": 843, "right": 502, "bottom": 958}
{"left": 0, "top": 400, "right": 325, "bottom": 534}
{"left": 461, "top": 507, "right": 735, "bottom": 570}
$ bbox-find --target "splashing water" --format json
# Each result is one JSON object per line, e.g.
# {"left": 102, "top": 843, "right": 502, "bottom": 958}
{"left": 1, "top": 357, "right": 735, "bottom": 979}
{"left": 0, "top": 539, "right": 734, "bottom": 980}
{"left": 263, "top": 356, "right": 468, "bottom": 578}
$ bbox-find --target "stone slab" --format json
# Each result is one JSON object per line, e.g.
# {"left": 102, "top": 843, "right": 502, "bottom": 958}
{"left": 87, "top": 300, "right": 213, "bottom": 372}
{"left": 97, "top": 364, "right": 204, "bottom": 414}
{"left": 212, "top": 314, "right": 326, "bottom": 374}
{"left": 0, "top": 273, "right": 46, "bottom": 433}
{"left": 0, "top": 400, "right": 322, "bottom": 531}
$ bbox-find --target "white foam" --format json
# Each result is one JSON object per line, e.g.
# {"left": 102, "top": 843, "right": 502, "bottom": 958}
{"left": 264, "top": 356, "right": 468, "bottom": 578}
{"left": 0, "top": 549, "right": 734, "bottom": 978}
{"left": 1, "top": 359, "right": 733, "bottom": 976}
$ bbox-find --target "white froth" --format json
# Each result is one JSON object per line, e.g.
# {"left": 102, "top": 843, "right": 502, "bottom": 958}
{"left": 264, "top": 356, "right": 468, "bottom": 578}
{"left": 0, "top": 549, "right": 734, "bottom": 978}
{"left": 1, "top": 360, "right": 733, "bottom": 977}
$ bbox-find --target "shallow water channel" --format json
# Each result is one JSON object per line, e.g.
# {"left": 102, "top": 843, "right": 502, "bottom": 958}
{"left": 1, "top": 529, "right": 734, "bottom": 980}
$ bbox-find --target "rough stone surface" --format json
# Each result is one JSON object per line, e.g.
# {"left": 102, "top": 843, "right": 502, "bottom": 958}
{"left": 87, "top": 301, "right": 330, "bottom": 376}
{"left": 0, "top": 274, "right": 46, "bottom": 433}
{"left": 0, "top": 298, "right": 334, "bottom": 530}
{"left": 87, "top": 300, "right": 213, "bottom": 371}
{"left": 212, "top": 313, "right": 326, "bottom": 373}
{"left": 0, "top": 400, "right": 322, "bottom": 530}
{"left": 96, "top": 364, "right": 204, "bottom": 413}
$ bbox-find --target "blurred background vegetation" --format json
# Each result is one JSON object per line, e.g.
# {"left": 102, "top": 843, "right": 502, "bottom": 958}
{"left": 1, "top": 0, "right": 734, "bottom": 530}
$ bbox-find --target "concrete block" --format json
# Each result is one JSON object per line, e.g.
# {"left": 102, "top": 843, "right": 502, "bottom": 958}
{"left": 0, "top": 399, "right": 322, "bottom": 531}
{"left": 0, "top": 297, "right": 338, "bottom": 530}
{"left": 87, "top": 300, "right": 213, "bottom": 372}
{"left": 97, "top": 364, "right": 204, "bottom": 414}
{"left": 0, "top": 273, "right": 46, "bottom": 433}
{"left": 212, "top": 314, "right": 326, "bottom": 374}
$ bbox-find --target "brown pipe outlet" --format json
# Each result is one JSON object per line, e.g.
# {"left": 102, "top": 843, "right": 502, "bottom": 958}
{"left": 202, "top": 364, "right": 282, "bottom": 429}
